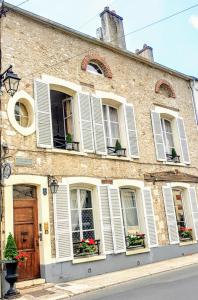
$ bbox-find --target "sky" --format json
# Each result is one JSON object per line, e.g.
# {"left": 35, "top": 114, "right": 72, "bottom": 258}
{"left": 6, "top": 0, "right": 198, "bottom": 77}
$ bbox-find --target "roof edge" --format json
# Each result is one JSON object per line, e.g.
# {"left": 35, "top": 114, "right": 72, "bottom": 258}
{"left": 4, "top": 2, "right": 197, "bottom": 82}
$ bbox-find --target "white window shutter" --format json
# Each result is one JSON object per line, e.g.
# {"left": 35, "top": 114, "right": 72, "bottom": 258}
{"left": 142, "top": 188, "right": 158, "bottom": 247}
{"left": 188, "top": 187, "right": 198, "bottom": 240}
{"left": 54, "top": 185, "right": 73, "bottom": 260}
{"left": 162, "top": 186, "right": 179, "bottom": 244}
{"left": 91, "top": 96, "right": 107, "bottom": 155}
{"left": 108, "top": 187, "right": 126, "bottom": 254}
{"left": 124, "top": 104, "right": 139, "bottom": 158}
{"left": 151, "top": 111, "right": 166, "bottom": 161}
{"left": 99, "top": 186, "right": 114, "bottom": 254}
{"left": 34, "top": 79, "right": 52, "bottom": 148}
{"left": 78, "top": 93, "right": 94, "bottom": 152}
{"left": 176, "top": 117, "right": 190, "bottom": 164}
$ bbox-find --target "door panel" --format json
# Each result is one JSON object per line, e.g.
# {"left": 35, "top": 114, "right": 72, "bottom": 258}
{"left": 14, "top": 198, "right": 40, "bottom": 281}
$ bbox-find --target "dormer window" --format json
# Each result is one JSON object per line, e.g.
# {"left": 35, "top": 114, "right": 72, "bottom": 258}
{"left": 87, "top": 62, "right": 103, "bottom": 75}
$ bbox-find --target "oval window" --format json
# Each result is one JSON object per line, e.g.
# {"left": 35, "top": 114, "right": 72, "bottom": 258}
{"left": 14, "top": 101, "right": 29, "bottom": 127}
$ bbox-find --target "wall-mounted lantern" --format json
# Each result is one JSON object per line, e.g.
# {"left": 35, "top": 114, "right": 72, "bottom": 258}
{"left": 48, "top": 176, "right": 59, "bottom": 194}
{"left": 0, "top": 65, "right": 21, "bottom": 97}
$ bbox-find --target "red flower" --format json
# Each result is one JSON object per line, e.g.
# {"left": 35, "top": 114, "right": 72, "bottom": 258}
{"left": 88, "top": 239, "right": 95, "bottom": 245}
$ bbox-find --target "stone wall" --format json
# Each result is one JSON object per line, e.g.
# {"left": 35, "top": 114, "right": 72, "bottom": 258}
{"left": 1, "top": 10, "right": 198, "bottom": 251}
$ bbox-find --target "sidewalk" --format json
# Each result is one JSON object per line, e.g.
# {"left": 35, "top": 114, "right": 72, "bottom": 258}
{"left": 18, "top": 253, "right": 198, "bottom": 300}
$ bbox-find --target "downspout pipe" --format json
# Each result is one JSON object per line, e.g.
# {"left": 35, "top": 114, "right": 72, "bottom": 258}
{"left": 190, "top": 77, "right": 198, "bottom": 125}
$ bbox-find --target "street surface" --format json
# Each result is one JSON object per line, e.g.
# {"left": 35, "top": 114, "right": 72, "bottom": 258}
{"left": 70, "top": 264, "right": 198, "bottom": 300}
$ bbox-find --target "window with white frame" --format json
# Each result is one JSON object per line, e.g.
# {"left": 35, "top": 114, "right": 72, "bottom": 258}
{"left": 161, "top": 118, "right": 174, "bottom": 155}
{"left": 102, "top": 105, "right": 120, "bottom": 147}
{"left": 70, "top": 189, "right": 95, "bottom": 242}
{"left": 87, "top": 62, "right": 103, "bottom": 76}
{"left": 120, "top": 189, "right": 140, "bottom": 235}
{"left": 62, "top": 97, "right": 73, "bottom": 136}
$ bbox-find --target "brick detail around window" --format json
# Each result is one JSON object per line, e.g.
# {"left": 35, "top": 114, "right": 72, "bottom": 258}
{"left": 155, "top": 79, "right": 176, "bottom": 98}
{"left": 81, "top": 53, "right": 113, "bottom": 78}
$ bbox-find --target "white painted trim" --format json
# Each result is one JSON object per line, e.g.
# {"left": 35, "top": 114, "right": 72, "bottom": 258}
{"left": 95, "top": 90, "right": 126, "bottom": 104}
{"left": 4, "top": 175, "right": 52, "bottom": 266}
{"left": 7, "top": 90, "right": 35, "bottom": 136}
{"left": 42, "top": 74, "right": 82, "bottom": 93}
{"left": 167, "top": 182, "right": 190, "bottom": 189}
{"left": 62, "top": 177, "right": 101, "bottom": 186}
{"left": 113, "top": 179, "right": 144, "bottom": 189}
{"left": 154, "top": 106, "right": 179, "bottom": 118}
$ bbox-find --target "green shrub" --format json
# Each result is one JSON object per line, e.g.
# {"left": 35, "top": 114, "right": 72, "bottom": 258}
{"left": 4, "top": 233, "right": 18, "bottom": 261}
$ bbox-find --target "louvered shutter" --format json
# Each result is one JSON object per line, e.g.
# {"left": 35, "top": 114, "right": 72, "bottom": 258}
{"left": 91, "top": 96, "right": 107, "bottom": 154}
{"left": 54, "top": 185, "right": 73, "bottom": 260}
{"left": 162, "top": 186, "right": 179, "bottom": 244}
{"left": 188, "top": 187, "right": 198, "bottom": 240}
{"left": 151, "top": 111, "right": 166, "bottom": 161}
{"left": 99, "top": 186, "right": 114, "bottom": 254}
{"left": 108, "top": 187, "right": 126, "bottom": 253}
{"left": 176, "top": 117, "right": 190, "bottom": 164}
{"left": 125, "top": 104, "right": 139, "bottom": 158}
{"left": 142, "top": 188, "right": 158, "bottom": 247}
{"left": 34, "top": 79, "right": 52, "bottom": 148}
{"left": 78, "top": 93, "right": 94, "bottom": 152}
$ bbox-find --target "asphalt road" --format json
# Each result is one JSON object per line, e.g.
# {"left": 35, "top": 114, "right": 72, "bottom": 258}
{"left": 71, "top": 264, "right": 198, "bottom": 300}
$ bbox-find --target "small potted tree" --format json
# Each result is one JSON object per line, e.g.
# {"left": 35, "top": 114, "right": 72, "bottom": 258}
{"left": 66, "top": 133, "right": 73, "bottom": 150}
{"left": 3, "top": 233, "right": 28, "bottom": 299}
{"left": 115, "top": 140, "right": 122, "bottom": 156}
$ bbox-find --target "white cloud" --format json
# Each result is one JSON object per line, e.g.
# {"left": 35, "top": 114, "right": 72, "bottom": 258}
{"left": 189, "top": 15, "right": 198, "bottom": 29}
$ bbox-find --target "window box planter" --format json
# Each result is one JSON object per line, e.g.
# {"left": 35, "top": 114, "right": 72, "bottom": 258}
{"left": 73, "top": 239, "right": 100, "bottom": 258}
{"left": 179, "top": 227, "right": 193, "bottom": 242}
{"left": 53, "top": 136, "right": 79, "bottom": 151}
{"left": 126, "top": 234, "right": 145, "bottom": 250}
{"left": 107, "top": 147, "right": 126, "bottom": 157}
{"left": 166, "top": 153, "right": 180, "bottom": 163}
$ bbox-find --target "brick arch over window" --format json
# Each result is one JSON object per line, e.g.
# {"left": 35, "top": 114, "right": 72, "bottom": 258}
{"left": 155, "top": 79, "right": 176, "bottom": 98}
{"left": 81, "top": 53, "right": 113, "bottom": 78}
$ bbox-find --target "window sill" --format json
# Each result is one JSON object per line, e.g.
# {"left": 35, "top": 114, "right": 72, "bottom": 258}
{"left": 72, "top": 255, "right": 106, "bottom": 264}
{"left": 126, "top": 248, "right": 150, "bottom": 256}
{"left": 163, "top": 161, "right": 187, "bottom": 167}
{"left": 46, "top": 148, "right": 88, "bottom": 156}
{"left": 102, "top": 155, "right": 132, "bottom": 162}
{"left": 179, "top": 240, "right": 197, "bottom": 247}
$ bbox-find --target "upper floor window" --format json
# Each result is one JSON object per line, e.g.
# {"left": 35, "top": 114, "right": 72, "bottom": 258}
{"left": 151, "top": 110, "right": 190, "bottom": 164}
{"left": 155, "top": 79, "right": 176, "bottom": 98}
{"left": 103, "top": 105, "right": 120, "bottom": 147}
{"left": 50, "top": 90, "right": 79, "bottom": 151}
{"left": 87, "top": 62, "right": 103, "bottom": 76}
{"left": 14, "top": 101, "right": 29, "bottom": 127}
{"left": 161, "top": 118, "right": 174, "bottom": 155}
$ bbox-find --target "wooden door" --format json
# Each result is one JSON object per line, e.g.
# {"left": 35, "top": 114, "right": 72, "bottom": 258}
{"left": 14, "top": 198, "right": 40, "bottom": 281}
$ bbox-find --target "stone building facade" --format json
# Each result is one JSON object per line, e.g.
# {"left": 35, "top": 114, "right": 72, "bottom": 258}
{"left": 1, "top": 3, "right": 198, "bottom": 283}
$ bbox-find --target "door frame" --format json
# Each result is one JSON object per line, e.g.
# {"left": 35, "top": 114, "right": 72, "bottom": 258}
{"left": 3, "top": 175, "right": 53, "bottom": 277}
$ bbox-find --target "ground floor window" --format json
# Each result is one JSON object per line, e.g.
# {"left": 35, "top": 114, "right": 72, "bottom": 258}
{"left": 70, "top": 188, "right": 100, "bottom": 257}
{"left": 172, "top": 189, "right": 193, "bottom": 242}
{"left": 120, "top": 189, "right": 145, "bottom": 249}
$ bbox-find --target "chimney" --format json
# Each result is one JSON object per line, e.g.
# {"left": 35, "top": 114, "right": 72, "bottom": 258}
{"left": 135, "top": 44, "right": 154, "bottom": 62}
{"left": 97, "top": 6, "right": 126, "bottom": 49}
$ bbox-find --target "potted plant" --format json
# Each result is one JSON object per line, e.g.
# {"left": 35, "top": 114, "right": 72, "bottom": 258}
{"left": 79, "top": 239, "right": 96, "bottom": 256}
{"left": 127, "top": 233, "right": 145, "bottom": 249}
{"left": 179, "top": 227, "right": 193, "bottom": 241}
{"left": 66, "top": 133, "right": 73, "bottom": 150}
{"left": 115, "top": 140, "right": 122, "bottom": 156}
{"left": 3, "top": 233, "right": 28, "bottom": 299}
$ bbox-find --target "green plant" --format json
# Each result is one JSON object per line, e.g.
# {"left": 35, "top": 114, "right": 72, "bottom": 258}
{"left": 171, "top": 148, "right": 177, "bottom": 158}
{"left": 115, "top": 140, "right": 122, "bottom": 151}
{"left": 66, "top": 133, "right": 73, "bottom": 143}
{"left": 79, "top": 239, "right": 96, "bottom": 255}
{"left": 128, "top": 233, "right": 145, "bottom": 247}
{"left": 4, "top": 233, "right": 18, "bottom": 261}
{"left": 179, "top": 227, "right": 192, "bottom": 239}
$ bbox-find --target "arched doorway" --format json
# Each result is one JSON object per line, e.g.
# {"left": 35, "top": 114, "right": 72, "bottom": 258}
{"left": 13, "top": 185, "right": 40, "bottom": 281}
